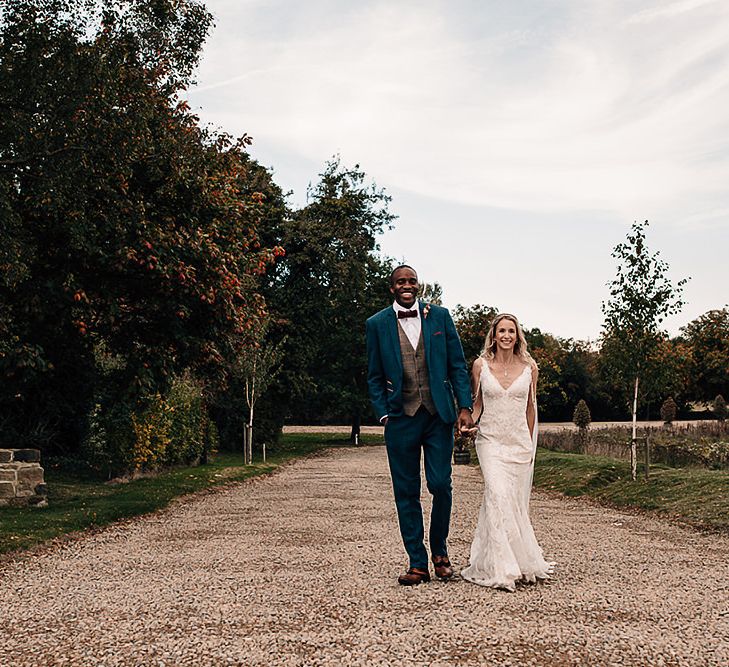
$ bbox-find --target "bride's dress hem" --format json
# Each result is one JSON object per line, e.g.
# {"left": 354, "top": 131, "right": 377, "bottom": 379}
{"left": 460, "top": 562, "right": 556, "bottom": 592}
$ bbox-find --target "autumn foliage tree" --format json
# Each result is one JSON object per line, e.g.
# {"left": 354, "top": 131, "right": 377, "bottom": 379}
{"left": 0, "top": 0, "right": 282, "bottom": 461}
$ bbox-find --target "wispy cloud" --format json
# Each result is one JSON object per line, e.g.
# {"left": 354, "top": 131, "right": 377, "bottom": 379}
{"left": 189, "top": 0, "right": 729, "bottom": 229}
{"left": 186, "top": 0, "right": 729, "bottom": 338}
{"left": 626, "top": 0, "right": 719, "bottom": 24}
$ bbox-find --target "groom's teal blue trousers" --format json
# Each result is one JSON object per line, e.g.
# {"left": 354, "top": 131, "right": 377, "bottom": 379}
{"left": 384, "top": 407, "right": 454, "bottom": 569}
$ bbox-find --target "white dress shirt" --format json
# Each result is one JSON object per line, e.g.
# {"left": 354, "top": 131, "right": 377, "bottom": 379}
{"left": 393, "top": 300, "right": 421, "bottom": 350}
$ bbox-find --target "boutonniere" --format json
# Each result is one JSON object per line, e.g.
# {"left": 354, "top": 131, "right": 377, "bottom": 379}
{"left": 423, "top": 303, "right": 431, "bottom": 319}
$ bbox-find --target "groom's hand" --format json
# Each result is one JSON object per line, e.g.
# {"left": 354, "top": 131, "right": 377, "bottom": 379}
{"left": 457, "top": 408, "right": 475, "bottom": 434}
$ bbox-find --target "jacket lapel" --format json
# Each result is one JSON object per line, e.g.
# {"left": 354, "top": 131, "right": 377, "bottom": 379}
{"left": 419, "top": 301, "right": 431, "bottom": 365}
{"left": 385, "top": 308, "right": 402, "bottom": 373}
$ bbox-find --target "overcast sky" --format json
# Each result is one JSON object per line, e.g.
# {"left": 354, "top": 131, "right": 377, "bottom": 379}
{"left": 186, "top": 0, "right": 729, "bottom": 341}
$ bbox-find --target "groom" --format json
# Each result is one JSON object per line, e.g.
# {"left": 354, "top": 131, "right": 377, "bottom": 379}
{"left": 366, "top": 265, "right": 474, "bottom": 585}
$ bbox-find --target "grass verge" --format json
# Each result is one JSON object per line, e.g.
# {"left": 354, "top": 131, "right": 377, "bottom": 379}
{"left": 0, "top": 433, "right": 365, "bottom": 556}
{"left": 533, "top": 448, "right": 729, "bottom": 532}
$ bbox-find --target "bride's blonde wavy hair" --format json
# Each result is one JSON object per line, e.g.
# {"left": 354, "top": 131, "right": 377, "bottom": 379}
{"left": 480, "top": 313, "right": 534, "bottom": 365}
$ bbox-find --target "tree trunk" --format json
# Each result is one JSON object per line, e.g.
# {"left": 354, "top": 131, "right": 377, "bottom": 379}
{"left": 248, "top": 404, "right": 254, "bottom": 465}
{"left": 631, "top": 375, "right": 639, "bottom": 481}
{"left": 243, "top": 424, "right": 253, "bottom": 465}
{"left": 350, "top": 408, "right": 361, "bottom": 445}
{"left": 644, "top": 435, "right": 650, "bottom": 480}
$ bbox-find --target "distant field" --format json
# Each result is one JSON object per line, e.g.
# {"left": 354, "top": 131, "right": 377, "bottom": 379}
{"left": 283, "top": 420, "right": 711, "bottom": 435}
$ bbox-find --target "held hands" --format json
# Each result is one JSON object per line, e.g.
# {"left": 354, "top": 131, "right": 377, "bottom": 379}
{"left": 457, "top": 408, "right": 477, "bottom": 435}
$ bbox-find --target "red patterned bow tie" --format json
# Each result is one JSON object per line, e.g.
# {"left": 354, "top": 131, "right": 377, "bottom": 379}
{"left": 397, "top": 310, "right": 418, "bottom": 319}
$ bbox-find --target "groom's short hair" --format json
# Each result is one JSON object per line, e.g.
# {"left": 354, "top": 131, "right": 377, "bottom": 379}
{"left": 389, "top": 264, "right": 417, "bottom": 286}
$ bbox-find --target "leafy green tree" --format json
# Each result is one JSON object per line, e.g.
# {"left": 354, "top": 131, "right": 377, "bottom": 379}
{"left": 559, "top": 340, "right": 611, "bottom": 420}
{"left": 599, "top": 331, "right": 692, "bottom": 421}
{"left": 601, "top": 220, "right": 688, "bottom": 479}
{"left": 0, "top": 0, "right": 282, "bottom": 456}
{"left": 526, "top": 329, "right": 568, "bottom": 419}
{"left": 681, "top": 309, "right": 729, "bottom": 403}
{"left": 640, "top": 336, "right": 692, "bottom": 418}
{"left": 260, "top": 157, "right": 395, "bottom": 439}
{"left": 522, "top": 329, "right": 608, "bottom": 422}
{"left": 452, "top": 304, "right": 498, "bottom": 365}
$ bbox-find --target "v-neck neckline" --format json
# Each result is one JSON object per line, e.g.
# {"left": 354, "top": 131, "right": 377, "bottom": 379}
{"left": 485, "top": 362, "right": 530, "bottom": 392}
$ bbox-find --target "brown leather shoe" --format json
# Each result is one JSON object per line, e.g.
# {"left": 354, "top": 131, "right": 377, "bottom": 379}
{"left": 398, "top": 567, "right": 431, "bottom": 586}
{"left": 432, "top": 555, "right": 454, "bottom": 581}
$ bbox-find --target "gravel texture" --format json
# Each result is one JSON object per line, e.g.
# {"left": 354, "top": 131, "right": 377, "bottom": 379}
{"left": 1, "top": 446, "right": 727, "bottom": 666}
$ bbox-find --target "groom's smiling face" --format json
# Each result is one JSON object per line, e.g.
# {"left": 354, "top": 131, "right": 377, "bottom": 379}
{"left": 390, "top": 267, "right": 419, "bottom": 308}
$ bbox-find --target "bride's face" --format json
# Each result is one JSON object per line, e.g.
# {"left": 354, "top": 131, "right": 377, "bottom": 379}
{"left": 494, "top": 319, "right": 518, "bottom": 352}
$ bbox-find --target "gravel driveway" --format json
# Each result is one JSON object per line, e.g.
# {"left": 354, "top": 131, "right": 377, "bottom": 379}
{"left": 1, "top": 446, "right": 727, "bottom": 666}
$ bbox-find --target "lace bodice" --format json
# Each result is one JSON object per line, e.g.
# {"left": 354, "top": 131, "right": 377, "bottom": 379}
{"left": 476, "top": 362, "right": 533, "bottom": 460}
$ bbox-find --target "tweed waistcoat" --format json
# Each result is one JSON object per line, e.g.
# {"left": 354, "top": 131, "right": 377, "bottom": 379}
{"left": 397, "top": 323, "right": 436, "bottom": 416}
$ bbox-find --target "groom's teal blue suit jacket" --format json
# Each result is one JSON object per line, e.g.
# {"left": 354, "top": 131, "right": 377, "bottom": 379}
{"left": 366, "top": 301, "right": 472, "bottom": 424}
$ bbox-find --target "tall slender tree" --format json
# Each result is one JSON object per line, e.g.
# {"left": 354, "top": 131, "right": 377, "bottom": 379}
{"left": 601, "top": 220, "right": 688, "bottom": 479}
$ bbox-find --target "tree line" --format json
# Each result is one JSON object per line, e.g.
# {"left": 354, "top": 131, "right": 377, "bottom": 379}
{"left": 1, "top": 2, "right": 727, "bottom": 475}
{"left": 454, "top": 302, "right": 728, "bottom": 423}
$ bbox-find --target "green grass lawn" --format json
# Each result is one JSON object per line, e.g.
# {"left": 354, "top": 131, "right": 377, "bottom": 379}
{"left": 0, "top": 433, "right": 362, "bottom": 556}
{"left": 533, "top": 448, "right": 729, "bottom": 532}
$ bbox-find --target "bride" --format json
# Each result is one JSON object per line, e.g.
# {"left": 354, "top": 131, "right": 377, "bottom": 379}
{"left": 460, "top": 313, "right": 555, "bottom": 591}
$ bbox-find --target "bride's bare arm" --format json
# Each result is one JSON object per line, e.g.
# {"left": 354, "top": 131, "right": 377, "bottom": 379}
{"left": 471, "top": 357, "right": 484, "bottom": 424}
{"left": 526, "top": 361, "right": 538, "bottom": 438}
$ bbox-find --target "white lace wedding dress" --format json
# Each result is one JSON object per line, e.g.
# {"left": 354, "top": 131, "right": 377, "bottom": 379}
{"left": 460, "top": 363, "right": 555, "bottom": 591}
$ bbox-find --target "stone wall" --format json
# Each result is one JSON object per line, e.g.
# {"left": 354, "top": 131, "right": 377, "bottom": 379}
{"left": 0, "top": 449, "right": 47, "bottom": 508}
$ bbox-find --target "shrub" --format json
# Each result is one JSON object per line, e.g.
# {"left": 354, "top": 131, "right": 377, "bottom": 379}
{"left": 660, "top": 396, "right": 678, "bottom": 424}
{"left": 81, "top": 397, "right": 135, "bottom": 478}
{"left": 82, "top": 373, "right": 212, "bottom": 476}
{"left": 202, "top": 418, "right": 220, "bottom": 464}
{"left": 713, "top": 395, "right": 727, "bottom": 422}
{"left": 572, "top": 399, "right": 591, "bottom": 453}
{"left": 573, "top": 399, "right": 592, "bottom": 430}
{"left": 81, "top": 402, "right": 122, "bottom": 478}
{"left": 130, "top": 393, "right": 173, "bottom": 471}
{"left": 165, "top": 373, "right": 206, "bottom": 466}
